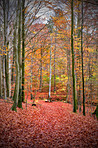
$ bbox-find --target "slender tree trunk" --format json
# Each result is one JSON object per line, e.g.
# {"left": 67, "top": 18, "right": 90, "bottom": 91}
{"left": 88, "top": 54, "right": 93, "bottom": 116}
{"left": 6, "top": 0, "right": 10, "bottom": 97}
{"left": 11, "top": 3, "right": 20, "bottom": 111}
{"left": 81, "top": 0, "right": 85, "bottom": 116}
{"left": 3, "top": 0, "right": 10, "bottom": 98}
{"left": 18, "top": 0, "right": 22, "bottom": 108}
{"left": 8, "top": 44, "right": 11, "bottom": 97}
{"left": 39, "top": 47, "right": 43, "bottom": 92}
{"left": 30, "top": 54, "right": 33, "bottom": 100}
{"left": 77, "top": 1, "right": 81, "bottom": 112}
{"left": 22, "top": 0, "right": 25, "bottom": 102}
{"left": 12, "top": 22, "right": 16, "bottom": 101}
{"left": 3, "top": 56, "right": 6, "bottom": 99}
{"left": 6, "top": 41, "right": 10, "bottom": 97}
{"left": 11, "top": 49, "right": 19, "bottom": 111}
{"left": 3, "top": 0, "right": 7, "bottom": 99}
{"left": 54, "top": 31, "right": 56, "bottom": 92}
{"left": 11, "top": 47, "right": 15, "bottom": 97}
{"left": 0, "top": 55, "right": 2, "bottom": 97}
{"left": 11, "top": 21, "right": 20, "bottom": 111}
{"left": 66, "top": 48, "right": 71, "bottom": 103}
{"left": 49, "top": 36, "right": 52, "bottom": 101}
{"left": 71, "top": 0, "right": 76, "bottom": 112}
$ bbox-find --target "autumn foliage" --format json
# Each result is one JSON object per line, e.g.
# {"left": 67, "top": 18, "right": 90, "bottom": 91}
{"left": 0, "top": 0, "right": 98, "bottom": 147}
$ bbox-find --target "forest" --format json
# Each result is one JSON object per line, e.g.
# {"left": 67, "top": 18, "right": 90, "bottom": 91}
{"left": 0, "top": 0, "right": 98, "bottom": 147}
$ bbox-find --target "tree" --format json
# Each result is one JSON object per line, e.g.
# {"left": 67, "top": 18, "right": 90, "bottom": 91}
{"left": 74, "top": 0, "right": 81, "bottom": 112}
{"left": 71, "top": 0, "right": 77, "bottom": 112}
{"left": 21, "top": 0, "right": 25, "bottom": 102}
{"left": 11, "top": 21, "right": 19, "bottom": 111}
{"left": 12, "top": 0, "right": 22, "bottom": 111}
{"left": 2, "top": 0, "right": 7, "bottom": 99}
{"left": 17, "top": 0, "right": 22, "bottom": 108}
{"left": 53, "top": 27, "right": 57, "bottom": 93}
{"left": 48, "top": 36, "right": 52, "bottom": 101}
{"left": 47, "top": 19, "right": 54, "bottom": 101}
{"left": 39, "top": 45, "right": 43, "bottom": 92}
{"left": 81, "top": 0, "right": 85, "bottom": 116}
{"left": 0, "top": 54, "right": 2, "bottom": 97}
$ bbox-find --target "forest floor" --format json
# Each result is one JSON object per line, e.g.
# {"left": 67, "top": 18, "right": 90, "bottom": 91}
{"left": 0, "top": 98, "right": 98, "bottom": 148}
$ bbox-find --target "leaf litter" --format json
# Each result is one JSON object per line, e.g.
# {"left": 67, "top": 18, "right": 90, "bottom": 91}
{"left": 0, "top": 99, "right": 98, "bottom": 148}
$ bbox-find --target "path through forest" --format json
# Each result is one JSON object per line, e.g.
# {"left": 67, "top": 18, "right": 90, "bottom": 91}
{"left": 0, "top": 99, "right": 98, "bottom": 148}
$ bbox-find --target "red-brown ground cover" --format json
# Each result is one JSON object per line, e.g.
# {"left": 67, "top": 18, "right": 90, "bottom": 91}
{"left": 0, "top": 99, "right": 98, "bottom": 148}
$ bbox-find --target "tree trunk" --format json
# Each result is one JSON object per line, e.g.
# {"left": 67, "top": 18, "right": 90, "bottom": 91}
{"left": 3, "top": 0, "right": 7, "bottom": 99}
{"left": 22, "top": 0, "right": 25, "bottom": 102}
{"left": 0, "top": 55, "right": 2, "bottom": 97}
{"left": 54, "top": 31, "right": 56, "bottom": 92}
{"left": 66, "top": 48, "right": 71, "bottom": 103}
{"left": 11, "top": 46, "right": 15, "bottom": 97}
{"left": 49, "top": 36, "right": 52, "bottom": 101}
{"left": 11, "top": 7, "right": 20, "bottom": 111}
{"left": 71, "top": 0, "right": 76, "bottom": 113}
{"left": 11, "top": 50, "right": 19, "bottom": 111}
{"left": 88, "top": 53, "right": 93, "bottom": 116}
{"left": 11, "top": 22, "right": 20, "bottom": 111}
{"left": 81, "top": 0, "right": 85, "bottom": 116}
{"left": 39, "top": 47, "right": 43, "bottom": 92}
{"left": 3, "top": 0, "right": 10, "bottom": 98}
{"left": 30, "top": 54, "right": 33, "bottom": 99}
{"left": 6, "top": 41, "right": 10, "bottom": 97}
{"left": 77, "top": 1, "right": 81, "bottom": 112}
{"left": 18, "top": 0, "right": 22, "bottom": 108}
